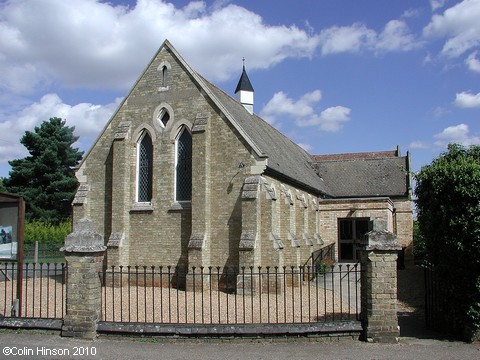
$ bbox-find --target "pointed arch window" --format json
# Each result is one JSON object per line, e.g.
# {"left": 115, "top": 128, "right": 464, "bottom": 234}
{"left": 175, "top": 127, "right": 192, "bottom": 202}
{"left": 161, "top": 65, "right": 168, "bottom": 87}
{"left": 137, "top": 131, "right": 153, "bottom": 203}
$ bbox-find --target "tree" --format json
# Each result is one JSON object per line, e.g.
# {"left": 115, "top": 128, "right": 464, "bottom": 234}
{"left": 415, "top": 143, "right": 480, "bottom": 340}
{"left": 0, "top": 178, "right": 6, "bottom": 192}
{"left": 4, "top": 117, "right": 84, "bottom": 223}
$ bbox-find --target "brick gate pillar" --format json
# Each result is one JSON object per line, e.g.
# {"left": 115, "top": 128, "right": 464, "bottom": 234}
{"left": 60, "top": 218, "right": 106, "bottom": 339}
{"left": 360, "top": 219, "right": 401, "bottom": 343}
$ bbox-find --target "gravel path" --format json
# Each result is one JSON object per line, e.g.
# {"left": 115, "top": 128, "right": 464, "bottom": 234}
{"left": 1, "top": 275, "right": 358, "bottom": 324}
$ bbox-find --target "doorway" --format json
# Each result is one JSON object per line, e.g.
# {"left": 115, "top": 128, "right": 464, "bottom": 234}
{"left": 338, "top": 218, "right": 370, "bottom": 262}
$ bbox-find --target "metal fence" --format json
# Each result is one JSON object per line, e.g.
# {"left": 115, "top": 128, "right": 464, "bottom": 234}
{"left": 0, "top": 262, "right": 66, "bottom": 319}
{"left": 423, "top": 262, "right": 439, "bottom": 329}
{"left": 23, "top": 241, "right": 64, "bottom": 263}
{"left": 101, "top": 264, "right": 361, "bottom": 325}
{"left": 1, "top": 259, "right": 362, "bottom": 329}
{"left": 305, "top": 243, "right": 335, "bottom": 280}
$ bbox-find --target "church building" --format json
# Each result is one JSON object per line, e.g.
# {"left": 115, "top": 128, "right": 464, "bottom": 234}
{"left": 72, "top": 40, "right": 413, "bottom": 270}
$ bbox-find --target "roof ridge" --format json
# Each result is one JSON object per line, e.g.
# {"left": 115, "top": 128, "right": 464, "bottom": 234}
{"left": 197, "top": 73, "right": 314, "bottom": 160}
{"left": 311, "top": 150, "right": 399, "bottom": 162}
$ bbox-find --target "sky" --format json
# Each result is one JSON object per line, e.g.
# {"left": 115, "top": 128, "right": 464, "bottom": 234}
{"left": 1, "top": 0, "right": 480, "bottom": 178}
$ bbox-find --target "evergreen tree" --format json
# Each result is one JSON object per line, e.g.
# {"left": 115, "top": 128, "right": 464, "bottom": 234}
{"left": 4, "top": 117, "right": 84, "bottom": 223}
{"left": 0, "top": 178, "right": 7, "bottom": 192}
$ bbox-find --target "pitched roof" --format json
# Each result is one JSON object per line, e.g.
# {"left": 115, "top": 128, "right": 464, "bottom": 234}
{"left": 155, "top": 40, "right": 329, "bottom": 196}
{"left": 80, "top": 40, "right": 408, "bottom": 200}
{"left": 198, "top": 73, "right": 330, "bottom": 196}
{"left": 310, "top": 152, "right": 411, "bottom": 198}
{"left": 311, "top": 150, "right": 398, "bottom": 161}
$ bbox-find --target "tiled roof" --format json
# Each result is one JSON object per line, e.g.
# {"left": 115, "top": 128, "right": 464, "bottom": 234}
{"left": 145, "top": 41, "right": 409, "bottom": 200}
{"left": 311, "top": 154, "right": 410, "bottom": 198}
{"left": 311, "top": 150, "right": 398, "bottom": 161}
{"left": 198, "top": 74, "right": 330, "bottom": 196}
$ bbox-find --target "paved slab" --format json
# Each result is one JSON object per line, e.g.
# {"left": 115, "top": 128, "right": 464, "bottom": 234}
{"left": 1, "top": 329, "right": 479, "bottom": 360}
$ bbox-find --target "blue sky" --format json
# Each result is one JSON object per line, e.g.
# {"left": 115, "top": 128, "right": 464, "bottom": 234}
{"left": 1, "top": 0, "right": 480, "bottom": 178}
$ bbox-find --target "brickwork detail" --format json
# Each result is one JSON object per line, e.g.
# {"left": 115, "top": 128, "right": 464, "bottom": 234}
{"left": 114, "top": 121, "right": 131, "bottom": 139}
{"left": 72, "top": 184, "right": 89, "bottom": 205}
{"left": 192, "top": 115, "right": 208, "bottom": 133}
{"left": 107, "top": 232, "right": 124, "bottom": 248}
{"left": 61, "top": 219, "right": 106, "bottom": 339}
{"left": 188, "top": 232, "right": 205, "bottom": 249}
{"left": 360, "top": 220, "right": 401, "bottom": 343}
{"left": 73, "top": 41, "right": 413, "bottom": 271}
{"left": 239, "top": 230, "right": 257, "bottom": 250}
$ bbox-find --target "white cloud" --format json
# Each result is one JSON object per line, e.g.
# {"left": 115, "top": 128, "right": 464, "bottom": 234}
{"left": 432, "top": 106, "right": 450, "bottom": 118}
{"left": 466, "top": 51, "right": 480, "bottom": 72}
{"left": 0, "top": 0, "right": 426, "bottom": 97}
{"left": 297, "top": 106, "right": 352, "bottom": 132}
{"left": 260, "top": 90, "right": 321, "bottom": 124}
{"left": 430, "top": 0, "right": 448, "bottom": 11}
{"left": 297, "top": 143, "right": 314, "bottom": 152}
{"left": 260, "top": 90, "right": 350, "bottom": 132}
{"left": 319, "top": 23, "right": 376, "bottom": 55}
{"left": 434, "top": 123, "right": 480, "bottom": 146}
{"left": 320, "top": 20, "right": 421, "bottom": 55}
{"left": 409, "top": 141, "right": 429, "bottom": 149}
{"left": 423, "top": 0, "right": 480, "bottom": 58}
{"left": 0, "top": 94, "right": 120, "bottom": 163}
{"left": 402, "top": 9, "right": 421, "bottom": 19}
{"left": 0, "top": 0, "right": 321, "bottom": 94}
{"left": 454, "top": 91, "right": 480, "bottom": 108}
{"left": 376, "top": 20, "right": 420, "bottom": 52}
{"left": 318, "top": 19, "right": 419, "bottom": 55}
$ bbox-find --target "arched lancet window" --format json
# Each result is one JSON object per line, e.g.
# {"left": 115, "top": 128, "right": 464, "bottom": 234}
{"left": 137, "top": 131, "right": 153, "bottom": 202}
{"left": 175, "top": 127, "right": 192, "bottom": 202}
{"left": 161, "top": 65, "right": 168, "bottom": 87}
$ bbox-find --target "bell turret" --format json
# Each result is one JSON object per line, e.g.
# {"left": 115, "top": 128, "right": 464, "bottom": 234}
{"left": 234, "top": 62, "right": 254, "bottom": 114}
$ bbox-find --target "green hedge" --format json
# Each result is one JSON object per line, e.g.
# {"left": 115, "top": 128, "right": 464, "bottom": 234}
{"left": 24, "top": 220, "right": 71, "bottom": 245}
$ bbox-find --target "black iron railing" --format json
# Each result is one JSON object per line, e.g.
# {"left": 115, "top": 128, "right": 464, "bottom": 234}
{"left": 304, "top": 243, "right": 335, "bottom": 280}
{"left": 101, "top": 264, "right": 361, "bottom": 325}
{"left": 0, "top": 262, "right": 66, "bottom": 318}
{"left": 423, "top": 262, "right": 439, "bottom": 329}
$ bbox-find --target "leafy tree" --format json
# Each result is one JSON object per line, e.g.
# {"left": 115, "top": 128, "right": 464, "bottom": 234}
{"left": 412, "top": 220, "right": 425, "bottom": 259}
{"left": 415, "top": 143, "right": 480, "bottom": 340}
{"left": 4, "top": 117, "right": 83, "bottom": 223}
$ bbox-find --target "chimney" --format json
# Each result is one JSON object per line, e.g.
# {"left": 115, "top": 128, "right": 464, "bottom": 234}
{"left": 234, "top": 64, "right": 254, "bottom": 114}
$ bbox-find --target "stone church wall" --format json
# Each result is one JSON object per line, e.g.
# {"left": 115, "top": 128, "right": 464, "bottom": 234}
{"left": 72, "top": 43, "right": 413, "bottom": 271}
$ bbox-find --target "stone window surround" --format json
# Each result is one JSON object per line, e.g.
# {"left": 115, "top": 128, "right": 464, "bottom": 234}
{"left": 130, "top": 119, "right": 194, "bottom": 212}
{"left": 135, "top": 129, "right": 154, "bottom": 204}
{"left": 157, "top": 61, "right": 171, "bottom": 91}
{"left": 173, "top": 124, "right": 192, "bottom": 205}
{"left": 131, "top": 124, "right": 157, "bottom": 212}
{"left": 153, "top": 103, "right": 175, "bottom": 132}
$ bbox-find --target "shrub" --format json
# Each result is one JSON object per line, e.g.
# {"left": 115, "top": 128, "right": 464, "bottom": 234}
{"left": 316, "top": 258, "right": 335, "bottom": 275}
{"left": 24, "top": 220, "right": 71, "bottom": 245}
{"left": 415, "top": 144, "right": 480, "bottom": 341}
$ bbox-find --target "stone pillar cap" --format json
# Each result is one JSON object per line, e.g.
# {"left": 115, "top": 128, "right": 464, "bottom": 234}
{"left": 364, "top": 229, "right": 402, "bottom": 251}
{"left": 60, "top": 218, "right": 106, "bottom": 253}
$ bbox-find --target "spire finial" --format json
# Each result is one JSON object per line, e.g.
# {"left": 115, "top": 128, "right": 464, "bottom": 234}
{"left": 242, "top": 57, "right": 246, "bottom": 69}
